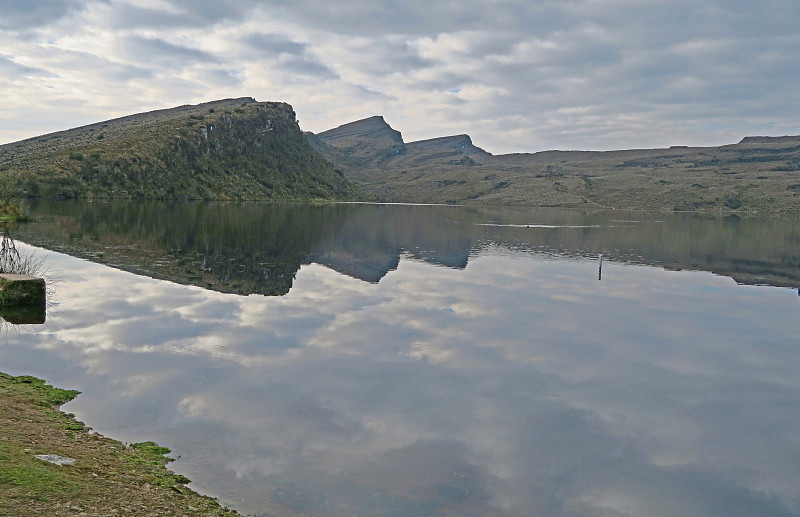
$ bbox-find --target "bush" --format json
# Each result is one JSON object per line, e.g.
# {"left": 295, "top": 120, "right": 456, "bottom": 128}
{"left": 0, "top": 201, "right": 25, "bottom": 221}
{"left": 724, "top": 194, "right": 743, "bottom": 209}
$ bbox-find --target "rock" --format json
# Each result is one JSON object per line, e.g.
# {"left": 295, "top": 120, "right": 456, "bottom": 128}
{"left": 0, "top": 303, "right": 46, "bottom": 324}
{"left": 0, "top": 273, "right": 45, "bottom": 306}
{"left": 35, "top": 454, "right": 75, "bottom": 466}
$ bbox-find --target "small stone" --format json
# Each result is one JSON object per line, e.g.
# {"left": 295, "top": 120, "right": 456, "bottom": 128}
{"left": 35, "top": 454, "right": 75, "bottom": 466}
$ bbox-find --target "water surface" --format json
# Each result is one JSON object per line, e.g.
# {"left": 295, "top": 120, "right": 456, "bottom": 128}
{"left": 2, "top": 202, "right": 800, "bottom": 516}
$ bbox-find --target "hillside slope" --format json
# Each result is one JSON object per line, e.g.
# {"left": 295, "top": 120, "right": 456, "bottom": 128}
{"left": 309, "top": 117, "right": 800, "bottom": 212}
{"left": 0, "top": 98, "right": 371, "bottom": 201}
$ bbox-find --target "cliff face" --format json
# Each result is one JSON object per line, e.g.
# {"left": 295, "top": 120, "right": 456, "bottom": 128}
{"left": 0, "top": 98, "right": 371, "bottom": 201}
{"left": 310, "top": 116, "right": 407, "bottom": 173}
{"left": 406, "top": 135, "right": 490, "bottom": 157}
{"left": 317, "top": 116, "right": 404, "bottom": 152}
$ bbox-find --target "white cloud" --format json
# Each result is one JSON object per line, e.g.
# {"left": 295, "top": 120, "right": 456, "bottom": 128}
{"left": 1, "top": 1, "right": 799, "bottom": 153}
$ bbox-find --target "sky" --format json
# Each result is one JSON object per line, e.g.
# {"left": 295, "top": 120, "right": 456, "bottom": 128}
{"left": 1, "top": 0, "right": 799, "bottom": 154}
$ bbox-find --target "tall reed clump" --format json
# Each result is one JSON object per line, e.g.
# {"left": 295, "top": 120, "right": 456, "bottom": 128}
{"left": 0, "top": 234, "right": 47, "bottom": 278}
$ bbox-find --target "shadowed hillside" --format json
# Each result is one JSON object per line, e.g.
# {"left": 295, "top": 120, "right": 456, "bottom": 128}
{"left": 309, "top": 117, "right": 800, "bottom": 212}
{"left": 0, "top": 98, "right": 371, "bottom": 202}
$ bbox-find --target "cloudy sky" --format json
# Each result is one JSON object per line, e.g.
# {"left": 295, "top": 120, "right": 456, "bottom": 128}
{"left": 1, "top": 0, "right": 799, "bottom": 154}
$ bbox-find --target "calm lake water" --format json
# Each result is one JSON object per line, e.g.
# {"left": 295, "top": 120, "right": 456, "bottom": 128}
{"left": 3, "top": 201, "right": 800, "bottom": 516}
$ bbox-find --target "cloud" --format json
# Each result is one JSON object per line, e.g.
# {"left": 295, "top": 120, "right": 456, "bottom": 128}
{"left": 0, "top": 0, "right": 99, "bottom": 30}
{"left": 106, "top": 0, "right": 249, "bottom": 29}
{"left": 2, "top": 0, "right": 800, "bottom": 152}
{"left": 280, "top": 55, "right": 338, "bottom": 79}
{"left": 236, "top": 32, "right": 340, "bottom": 82}
{"left": 241, "top": 32, "right": 308, "bottom": 56}
{"left": 0, "top": 55, "right": 53, "bottom": 78}
{"left": 120, "top": 35, "right": 219, "bottom": 67}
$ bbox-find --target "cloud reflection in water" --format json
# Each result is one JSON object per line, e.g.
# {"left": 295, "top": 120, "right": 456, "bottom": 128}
{"left": 3, "top": 242, "right": 800, "bottom": 516}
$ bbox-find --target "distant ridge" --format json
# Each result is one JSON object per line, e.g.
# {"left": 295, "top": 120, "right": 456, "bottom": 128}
{"left": 309, "top": 116, "right": 800, "bottom": 212}
{"left": 738, "top": 135, "right": 800, "bottom": 145}
{"left": 318, "top": 116, "right": 403, "bottom": 146}
{"left": 407, "top": 135, "right": 491, "bottom": 157}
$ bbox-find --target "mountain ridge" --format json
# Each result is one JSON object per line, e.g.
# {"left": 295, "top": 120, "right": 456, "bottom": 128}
{"left": 309, "top": 116, "right": 800, "bottom": 212}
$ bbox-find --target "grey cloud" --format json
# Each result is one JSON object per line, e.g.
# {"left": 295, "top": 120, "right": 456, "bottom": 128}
{"left": 97, "top": 0, "right": 571, "bottom": 37}
{"left": 351, "top": 84, "right": 393, "bottom": 99}
{"left": 266, "top": 0, "right": 571, "bottom": 36}
{"left": 364, "top": 38, "right": 435, "bottom": 75}
{"left": 410, "top": 71, "right": 474, "bottom": 94}
{"left": 242, "top": 33, "right": 308, "bottom": 56}
{"left": 107, "top": 5, "right": 190, "bottom": 29}
{"left": 109, "top": 1, "right": 249, "bottom": 29}
{"left": 0, "top": 55, "right": 53, "bottom": 77}
{"left": 120, "top": 36, "right": 218, "bottom": 68}
{"left": 37, "top": 47, "right": 154, "bottom": 83}
{"left": 281, "top": 55, "right": 338, "bottom": 79}
{"left": 196, "top": 68, "right": 244, "bottom": 88}
{"left": 239, "top": 32, "right": 337, "bottom": 79}
{"left": 0, "top": 0, "right": 101, "bottom": 30}
{"left": 3, "top": 0, "right": 800, "bottom": 153}
{"left": 323, "top": 36, "right": 438, "bottom": 81}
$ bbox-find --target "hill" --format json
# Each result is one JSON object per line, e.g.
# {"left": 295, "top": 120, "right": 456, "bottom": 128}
{"left": 309, "top": 117, "right": 800, "bottom": 212}
{"left": 0, "top": 98, "right": 371, "bottom": 201}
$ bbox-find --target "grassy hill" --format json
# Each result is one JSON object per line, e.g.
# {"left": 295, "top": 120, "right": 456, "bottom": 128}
{"left": 0, "top": 98, "right": 371, "bottom": 202}
{"left": 309, "top": 118, "right": 800, "bottom": 212}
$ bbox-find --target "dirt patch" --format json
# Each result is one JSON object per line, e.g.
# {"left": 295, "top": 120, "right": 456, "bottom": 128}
{"left": 0, "top": 372, "right": 242, "bottom": 516}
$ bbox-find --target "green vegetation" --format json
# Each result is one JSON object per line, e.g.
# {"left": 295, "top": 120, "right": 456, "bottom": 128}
{"left": 0, "top": 169, "right": 28, "bottom": 222}
{"left": 0, "top": 201, "right": 25, "bottom": 222}
{"left": 0, "top": 98, "right": 372, "bottom": 202}
{"left": 1, "top": 374, "right": 79, "bottom": 407}
{"left": 0, "top": 371, "right": 241, "bottom": 516}
{"left": 128, "top": 442, "right": 192, "bottom": 487}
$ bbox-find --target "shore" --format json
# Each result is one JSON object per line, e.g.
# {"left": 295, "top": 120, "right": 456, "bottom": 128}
{"left": 0, "top": 371, "right": 242, "bottom": 516}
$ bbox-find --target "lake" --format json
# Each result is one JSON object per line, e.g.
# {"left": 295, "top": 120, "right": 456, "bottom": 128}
{"left": 3, "top": 201, "right": 800, "bottom": 516}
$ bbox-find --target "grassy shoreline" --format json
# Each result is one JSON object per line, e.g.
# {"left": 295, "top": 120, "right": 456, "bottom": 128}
{"left": 0, "top": 371, "right": 242, "bottom": 516}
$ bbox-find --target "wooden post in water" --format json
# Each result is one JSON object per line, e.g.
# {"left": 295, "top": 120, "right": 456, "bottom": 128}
{"left": 598, "top": 253, "right": 603, "bottom": 281}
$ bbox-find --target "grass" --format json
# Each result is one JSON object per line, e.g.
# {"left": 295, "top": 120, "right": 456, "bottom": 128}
{"left": 0, "top": 371, "right": 242, "bottom": 516}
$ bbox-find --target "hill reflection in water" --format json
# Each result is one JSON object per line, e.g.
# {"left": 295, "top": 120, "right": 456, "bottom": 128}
{"left": 15, "top": 200, "right": 800, "bottom": 294}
